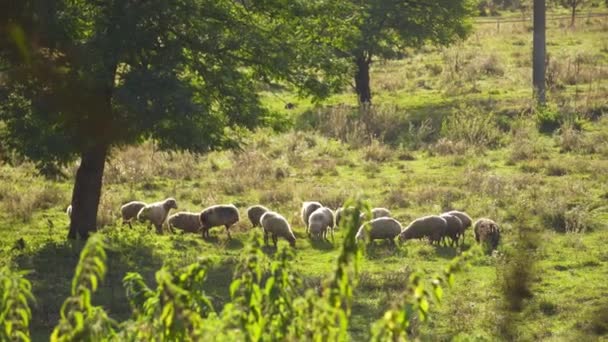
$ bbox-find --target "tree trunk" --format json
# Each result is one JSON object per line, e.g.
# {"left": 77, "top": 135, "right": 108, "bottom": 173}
{"left": 67, "top": 144, "right": 108, "bottom": 240}
{"left": 354, "top": 55, "right": 372, "bottom": 105}
{"left": 533, "top": 0, "right": 546, "bottom": 106}
{"left": 570, "top": 1, "right": 576, "bottom": 28}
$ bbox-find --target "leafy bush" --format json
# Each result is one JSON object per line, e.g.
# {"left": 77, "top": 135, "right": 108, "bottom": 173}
{"left": 440, "top": 104, "right": 502, "bottom": 151}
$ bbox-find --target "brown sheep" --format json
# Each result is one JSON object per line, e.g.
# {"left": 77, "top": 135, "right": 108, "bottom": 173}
{"left": 200, "top": 204, "right": 240, "bottom": 239}
{"left": 446, "top": 210, "right": 472, "bottom": 244}
{"left": 167, "top": 212, "right": 202, "bottom": 234}
{"left": 439, "top": 213, "right": 464, "bottom": 247}
{"left": 246, "top": 205, "right": 269, "bottom": 228}
{"left": 398, "top": 215, "right": 447, "bottom": 245}
{"left": 474, "top": 218, "right": 501, "bottom": 251}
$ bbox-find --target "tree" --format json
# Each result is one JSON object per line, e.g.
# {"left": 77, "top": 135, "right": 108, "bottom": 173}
{"left": 560, "top": 0, "right": 587, "bottom": 27}
{"left": 0, "top": 0, "right": 352, "bottom": 239}
{"left": 340, "top": 0, "right": 474, "bottom": 104}
{"left": 533, "top": 0, "right": 546, "bottom": 105}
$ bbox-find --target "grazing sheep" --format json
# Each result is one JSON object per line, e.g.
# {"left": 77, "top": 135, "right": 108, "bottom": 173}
{"left": 167, "top": 212, "right": 202, "bottom": 234}
{"left": 370, "top": 207, "right": 392, "bottom": 219}
{"left": 137, "top": 198, "right": 178, "bottom": 233}
{"left": 398, "top": 215, "right": 447, "bottom": 245}
{"left": 356, "top": 217, "right": 402, "bottom": 244}
{"left": 246, "top": 205, "right": 269, "bottom": 228}
{"left": 446, "top": 210, "right": 472, "bottom": 244}
{"left": 439, "top": 213, "right": 464, "bottom": 247}
{"left": 260, "top": 211, "right": 296, "bottom": 247}
{"left": 335, "top": 206, "right": 357, "bottom": 228}
{"left": 121, "top": 201, "right": 147, "bottom": 228}
{"left": 474, "top": 218, "right": 501, "bottom": 250}
{"left": 301, "top": 201, "right": 322, "bottom": 233}
{"left": 200, "top": 204, "right": 240, "bottom": 239}
{"left": 308, "top": 207, "right": 335, "bottom": 240}
{"left": 66, "top": 205, "right": 72, "bottom": 219}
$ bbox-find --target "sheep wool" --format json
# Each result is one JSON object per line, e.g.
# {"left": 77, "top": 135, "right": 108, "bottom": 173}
{"left": 439, "top": 213, "right": 463, "bottom": 247}
{"left": 474, "top": 218, "right": 501, "bottom": 251}
{"left": 308, "top": 207, "right": 335, "bottom": 240}
{"left": 200, "top": 204, "right": 240, "bottom": 239}
{"left": 137, "top": 198, "right": 177, "bottom": 233}
{"left": 356, "top": 217, "right": 402, "bottom": 243}
{"left": 168, "top": 212, "right": 202, "bottom": 234}
{"left": 260, "top": 211, "right": 296, "bottom": 247}
{"left": 246, "top": 205, "right": 269, "bottom": 227}
{"left": 121, "top": 201, "right": 147, "bottom": 228}
{"left": 399, "top": 215, "right": 447, "bottom": 245}
{"left": 301, "top": 201, "right": 322, "bottom": 233}
{"left": 446, "top": 210, "right": 472, "bottom": 244}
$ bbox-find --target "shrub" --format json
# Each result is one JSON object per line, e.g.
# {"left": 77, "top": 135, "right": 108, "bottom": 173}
{"left": 363, "top": 139, "right": 394, "bottom": 162}
{"left": 440, "top": 104, "right": 501, "bottom": 151}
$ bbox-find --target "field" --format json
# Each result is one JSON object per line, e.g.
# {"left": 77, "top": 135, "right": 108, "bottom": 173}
{"left": 1, "top": 12, "right": 608, "bottom": 341}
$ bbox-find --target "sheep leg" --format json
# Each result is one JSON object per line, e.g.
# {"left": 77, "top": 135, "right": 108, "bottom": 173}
{"left": 127, "top": 221, "right": 133, "bottom": 229}
{"left": 225, "top": 224, "right": 232, "bottom": 240}
{"left": 155, "top": 224, "right": 162, "bottom": 234}
{"left": 272, "top": 234, "right": 278, "bottom": 247}
{"left": 264, "top": 231, "right": 269, "bottom": 246}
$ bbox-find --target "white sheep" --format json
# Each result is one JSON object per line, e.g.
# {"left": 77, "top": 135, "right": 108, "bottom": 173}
{"left": 121, "top": 201, "right": 147, "bottom": 228}
{"left": 356, "top": 217, "right": 402, "bottom": 243}
{"left": 260, "top": 211, "right": 296, "bottom": 247}
{"left": 246, "top": 205, "right": 269, "bottom": 228}
{"left": 167, "top": 212, "right": 202, "bottom": 234}
{"left": 137, "top": 198, "right": 178, "bottom": 233}
{"left": 308, "top": 207, "right": 335, "bottom": 240}
{"left": 301, "top": 201, "right": 322, "bottom": 233}
{"left": 200, "top": 204, "right": 240, "bottom": 239}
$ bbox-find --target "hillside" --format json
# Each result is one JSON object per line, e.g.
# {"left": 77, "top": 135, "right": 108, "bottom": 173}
{"left": 1, "top": 13, "right": 607, "bottom": 341}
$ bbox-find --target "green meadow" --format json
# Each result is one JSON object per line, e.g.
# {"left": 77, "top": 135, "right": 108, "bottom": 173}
{"left": 1, "top": 11, "right": 608, "bottom": 341}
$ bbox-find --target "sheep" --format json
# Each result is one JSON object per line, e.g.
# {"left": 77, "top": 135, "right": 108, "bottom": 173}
{"left": 121, "top": 201, "right": 147, "bottom": 229}
{"left": 439, "top": 213, "right": 464, "bottom": 247}
{"left": 446, "top": 210, "right": 472, "bottom": 244}
{"left": 474, "top": 218, "right": 501, "bottom": 251}
{"left": 260, "top": 211, "right": 296, "bottom": 247}
{"left": 335, "top": 206, "right": 357, "bottom": 229}
{"left": 366, "top": 207, "right": 392, "bottom": 219}
{"left": 398, "top": 215, "right": 447, "bottom": 245}
{"left": 200, "top": 204, "right": 240, "bottom": 239}
{"left": 137, "top": 198, "right": 177, "bottom": 233}
{"left": 167, "top": 212, "right": 202, "bottom": 234}
{"left": 308, "top": 207, "right": 335, "bottom": 240}
{"left": 246, "top": 205, "right": 269, "bottom": 228}
{"left": 336, "top": 207, "right": 387, "bottom": 228}
{"left": 356, "top": 217, "right": 402, "bottom": 244}
{"left": 301, "top": 201, "right": 322, "bottom": 233}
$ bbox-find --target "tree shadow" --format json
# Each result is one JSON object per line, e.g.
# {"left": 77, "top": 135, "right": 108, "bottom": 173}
{"left": 434, "top": 245, "right": 460, "bottom": 259}
{"left": 364, "top": 241, "right": 401, "bottom": 259}
{"left": 222, "top": 238, "right": 244, "bottom": 250}
{"left": 15, "top": 238, "right": 163, "bottom": 339}
{"left": 202, "top": 258, "right": 237, "bottom": 310}
{"left": 309, "top": 238, "right": 336, "bottom": 251}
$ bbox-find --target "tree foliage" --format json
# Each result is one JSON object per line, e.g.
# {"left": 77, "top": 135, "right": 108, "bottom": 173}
{"left": 342, "top": 0, "right": 475, "bottom": 103}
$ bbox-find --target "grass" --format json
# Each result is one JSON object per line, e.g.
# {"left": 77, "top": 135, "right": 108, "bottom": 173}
{"left": 1, "top": 13, "right": 608, "bottom": 342}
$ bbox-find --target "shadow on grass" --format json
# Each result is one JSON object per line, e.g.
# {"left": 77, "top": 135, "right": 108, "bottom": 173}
{"left": 203, "top": 258, "right": 237, "bottom": 310}
{"left": 364, "top": 240, "right": 400, "bottom": 259}
{"left": 15, "top": 237, "right": 163, "bottom": 340}
{"left": 309, "top": 238, "right": 336, "bottom": 251}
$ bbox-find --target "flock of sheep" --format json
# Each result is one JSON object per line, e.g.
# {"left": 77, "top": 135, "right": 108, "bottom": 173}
{"left": 67, "top": 198, "right": 501, "bottom": 250}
